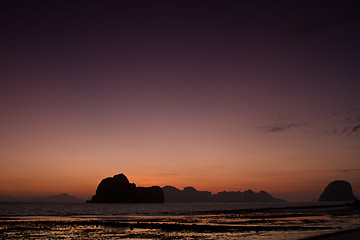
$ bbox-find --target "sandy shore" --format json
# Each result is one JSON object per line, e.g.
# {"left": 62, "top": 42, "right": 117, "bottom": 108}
{"left": 0, "top": 218, "right": 359, "bottom": 239}
{"left": 302, "top": 228, "right": 360, "bottom": 240}
{"left": 1, "top": 203, "right": 359, "bottom": 239}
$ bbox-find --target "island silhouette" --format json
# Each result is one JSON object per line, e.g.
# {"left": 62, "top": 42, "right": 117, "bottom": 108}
{"left": 32, "top": 193, "right": 84, "bottom": 203}
{"left": 319, "top": 180, "right": 358, "bottom": 202}
{"left": 88, "top": 173, "right": 164, "bottom": 203}
{"left": 0, "top": 193, "right": 84, "bottom": 203}
{"left": 162, "top": 186, "right": 286, "bottom": 203}
{"left": 88, "top": 173, "right": 285, "bottom": 203}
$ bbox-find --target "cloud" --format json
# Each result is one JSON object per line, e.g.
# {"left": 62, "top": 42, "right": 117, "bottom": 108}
{"left": 342, "top": 125, "right": 360, "bottom": 137}
{"left": 306, "top": 107, "right": 360, "bottom": 137}
{"left": 260, "top": 106, "right": 360, "bottom": 138}
{"left": 351, "top": 125, "right": 360, "bottom": 132}
{"left": 259, "top": 123, "right": 304, "bottom": 133}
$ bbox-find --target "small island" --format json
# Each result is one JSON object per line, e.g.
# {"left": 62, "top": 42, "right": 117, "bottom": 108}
{"left": 88, "top": 173, "right": 164, "bottom": 203}
{"left": 319, "top": 180, "right": 358, "bottom": 202}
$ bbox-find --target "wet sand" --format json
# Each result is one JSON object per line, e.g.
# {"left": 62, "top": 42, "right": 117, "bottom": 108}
{"left": 0, "top": 215, "right": 358, "bottom": 240}
{"left": 1, "top": 204, "right": 359, "bottom": 239}
{"left": 302, "top": 228, "right": 360, "bottom": 240}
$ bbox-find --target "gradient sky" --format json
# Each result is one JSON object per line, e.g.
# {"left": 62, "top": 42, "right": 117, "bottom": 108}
{"left": 1, "top": 1, "right": 360, "bottom": 201}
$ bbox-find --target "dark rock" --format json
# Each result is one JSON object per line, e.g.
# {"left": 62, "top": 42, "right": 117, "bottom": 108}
{"left": 350, "top": 200, "right": 360, "bottom": 207}
{"left": 88, "top": 173, "right": 164, "bottom": 203}
{"left": 135, "top": 186, "right": 164, "bottom": 203}
{"left": 319, "top": 180, "right": 358, "bottom": 202}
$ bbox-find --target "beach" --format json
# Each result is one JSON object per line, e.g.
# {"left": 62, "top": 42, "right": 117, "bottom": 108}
{"left": 1, "top": 202, "right": 359, "bottom": 239}
{"left": 302, "top": 228, "right": 360, "bottom": 240}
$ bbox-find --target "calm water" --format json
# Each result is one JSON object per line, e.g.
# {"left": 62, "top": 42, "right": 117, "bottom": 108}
{"left": 1, "top": 202, "right": 359, "bottom": 239}
{"left": 0, "top": 201, "right": 346, "bottom": 217}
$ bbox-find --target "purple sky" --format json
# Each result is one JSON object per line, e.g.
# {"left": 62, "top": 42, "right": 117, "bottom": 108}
{"left": 1, "top": 1, "right": 360, "bottom": 201}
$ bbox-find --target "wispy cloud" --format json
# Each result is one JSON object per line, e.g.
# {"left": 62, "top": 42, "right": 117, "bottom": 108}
{"left": 259, "top": 106, "right": 360, "bottom": 137}
{"left": 259, "top": 123, "right": 304, "bottom": 133}
{"left": 316, "top": 107, "right": 360, "bottom": 137}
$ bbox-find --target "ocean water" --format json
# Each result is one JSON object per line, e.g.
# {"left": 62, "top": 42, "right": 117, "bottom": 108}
{"left": 1, "top": 202, "right": 359, "bottom": 239}
{"left": 0, "top": 201, "right": 335, "bottom": 217}
{"left": 0, "top": 201, "right": 348, "bottom": 217}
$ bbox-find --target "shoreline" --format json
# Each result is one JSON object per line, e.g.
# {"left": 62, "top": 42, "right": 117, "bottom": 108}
{"left": 1, "top": 216, "right": 359, "bottom": 239}
{"left": 301, "top": 228, "right": 360, "bottom": 240}
{"left": 0, "top": 201, "right": 354, "bottom": 217}
{"left": 1, "top": 202, "right": 359, "bottom": 239}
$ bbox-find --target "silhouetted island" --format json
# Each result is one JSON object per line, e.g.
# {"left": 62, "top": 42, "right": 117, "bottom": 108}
{"left": 88, "top": 173, "right": 164, "bottom": 203}
{"left": 0, "top": 193, "right": 84, "bottom": 203}
{"left": 319, "top": 180, "right": 358, "bottom": 202}
{"left": 162, "top": 186, "right": 285, "bottom": 203}
{"left": 88, "top": 173, "right": 284, "bottom": 203}
{"left": 33, "top": 193, "right": 84, "bottom": 203}
{"left": 163, "top": 186, "right": 212, "bottom": 202}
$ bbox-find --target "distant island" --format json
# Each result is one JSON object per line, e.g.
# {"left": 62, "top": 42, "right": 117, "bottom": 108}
{"left": 0, "top": 193, "right": 84, "bottom": 203}
{"left": 319, "top": 180, "right": 358, "bottom": 202}
{"left": 163, "top": 186, "right": 286, "bottom": 203}
{"left": 31, "top": 193, "right": 85, "bottom": 203}
{"left": 88, "top": 173, "right": 285, "bottom": 203}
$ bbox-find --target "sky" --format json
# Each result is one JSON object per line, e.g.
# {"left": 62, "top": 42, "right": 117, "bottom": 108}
{"left": 1, "top": 1, "right": 360, "bottom": 202}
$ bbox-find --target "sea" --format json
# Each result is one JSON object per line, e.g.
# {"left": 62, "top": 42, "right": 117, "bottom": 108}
{"left": 1, "top": 201, "right": 359, "bottom": 239}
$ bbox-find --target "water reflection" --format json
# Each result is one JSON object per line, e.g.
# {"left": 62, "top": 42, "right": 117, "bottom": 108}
{"left": 1, "top": 205, "right": 359, "bottom": 239}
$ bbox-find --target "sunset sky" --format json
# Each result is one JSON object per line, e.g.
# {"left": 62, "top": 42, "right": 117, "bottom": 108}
{"left": 1, "top": 1, "right": 359, "bottom": 202}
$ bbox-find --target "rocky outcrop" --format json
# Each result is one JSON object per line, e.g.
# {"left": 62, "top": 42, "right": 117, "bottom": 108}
{"left": 319, "top": 180, "right": 358, "bottom": 202}
{"left": 88, "top": 173, "right": 164, "bottom": 203}
{"left": 163, "top": 186, "right": 285, "bottom": 203}
{"left": 134, "top": 186, "right": 164, "bottom": 203}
